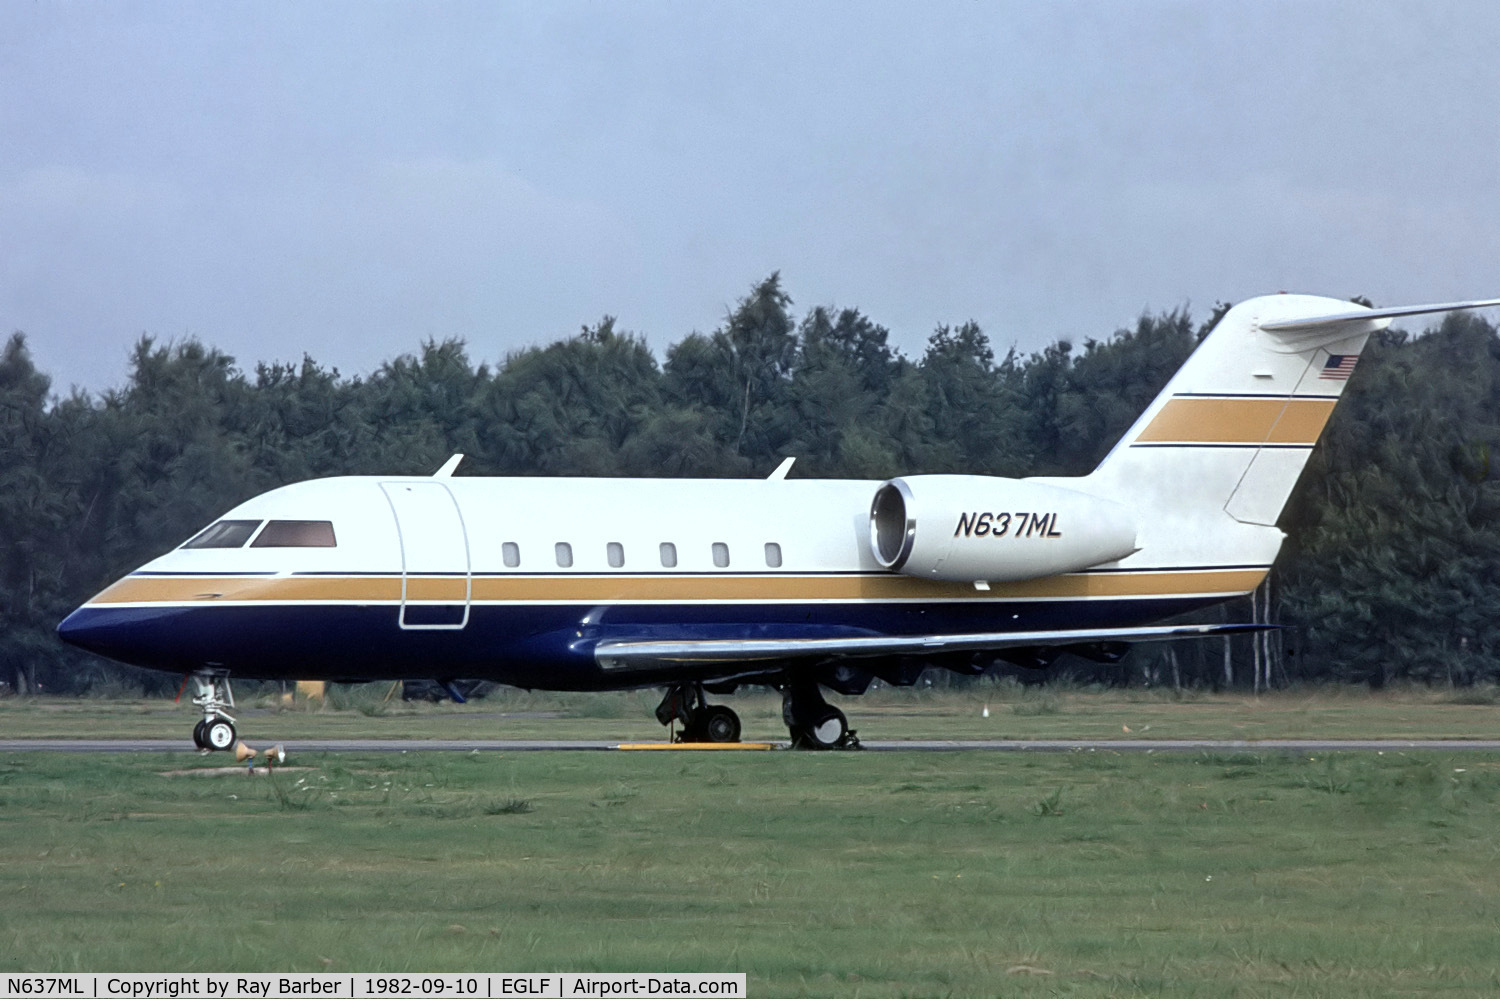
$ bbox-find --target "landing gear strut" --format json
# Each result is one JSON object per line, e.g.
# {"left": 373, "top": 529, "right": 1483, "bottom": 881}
{"left": 783, "top": 678, "right": 858, "bottom": 750}
{"left": 188, "top": 670, "right": 237, "bottom": 751}
{"left": 655, "top": 683, "right": 741, "bottom": 743}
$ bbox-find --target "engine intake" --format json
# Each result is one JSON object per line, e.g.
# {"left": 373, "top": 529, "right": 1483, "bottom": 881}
{"left": 869, "top": 474, "right": 1138, "bottom": 582}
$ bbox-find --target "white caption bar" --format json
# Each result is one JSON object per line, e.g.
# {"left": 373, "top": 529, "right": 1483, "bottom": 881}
{"left": 3, "top": 976, "right": 746, "bottom": 999}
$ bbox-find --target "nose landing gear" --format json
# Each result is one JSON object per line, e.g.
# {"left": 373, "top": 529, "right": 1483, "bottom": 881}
{"left": 188, "top": 670, "right": 237, "bottom": 751}
{"left": 655, "top": 683, "right": 742, "bottom": 743}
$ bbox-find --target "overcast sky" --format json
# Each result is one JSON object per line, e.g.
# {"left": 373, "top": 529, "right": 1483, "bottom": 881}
{"left": 5, "top": 1, "right": 1500, "bottom": 393}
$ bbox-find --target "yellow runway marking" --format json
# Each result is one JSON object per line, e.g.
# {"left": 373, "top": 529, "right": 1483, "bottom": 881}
{"left": 616, "top": 742, "right": 780, "bottom": 751}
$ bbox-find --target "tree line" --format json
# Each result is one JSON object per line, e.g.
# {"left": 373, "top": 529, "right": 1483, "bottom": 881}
{"left": 4, "top": 274, "right": 1497, "bottom": 694}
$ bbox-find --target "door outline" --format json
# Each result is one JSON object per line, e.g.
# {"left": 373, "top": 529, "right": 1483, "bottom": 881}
{"left": 380, "top": 481, "right": 472, "bottom": 630}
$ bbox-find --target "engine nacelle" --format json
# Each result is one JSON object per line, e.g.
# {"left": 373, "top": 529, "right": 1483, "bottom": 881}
{"left": 869, "top": 474, "right": 1138, "bottom": 582}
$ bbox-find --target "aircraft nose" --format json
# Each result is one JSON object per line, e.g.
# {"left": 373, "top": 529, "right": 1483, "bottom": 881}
{"left": 57, "top": 603, "right": 181, "bottom": 668}
{"left": 57, "top": 605, "right": 114, "bottom": 656}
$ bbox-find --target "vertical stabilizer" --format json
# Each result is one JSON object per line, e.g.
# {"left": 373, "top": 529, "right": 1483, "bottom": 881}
{"left": 1062, "top": 294, "right": 1499, "bottom": 573}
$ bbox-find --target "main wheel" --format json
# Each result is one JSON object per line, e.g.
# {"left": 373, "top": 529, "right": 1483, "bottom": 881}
{"left": 700, "top": 705, "right": 741, "bottom": 743}
{"left": 204, "top": 717, "right": 237, "bottom": 751}
{"left": 192, "top": 719, "right": 208, "bottom": 750}
{"left": 797, "top": 706, "right": 848, "bottom": 750}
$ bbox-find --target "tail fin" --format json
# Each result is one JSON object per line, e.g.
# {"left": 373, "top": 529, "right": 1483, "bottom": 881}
{"left": 1071, "top": 293, "right": 1500, "bottom": 570}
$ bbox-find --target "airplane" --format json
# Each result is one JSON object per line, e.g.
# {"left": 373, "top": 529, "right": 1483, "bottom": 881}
{"left": 56, "top": 293, "right": 1500, "bottom": 750}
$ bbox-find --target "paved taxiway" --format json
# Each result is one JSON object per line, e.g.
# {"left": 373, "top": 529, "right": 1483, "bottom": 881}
{"left": 7, "top": 738, "right": 1500, "bottom": 753}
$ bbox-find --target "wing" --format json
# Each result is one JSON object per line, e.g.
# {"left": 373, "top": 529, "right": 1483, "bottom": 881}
{"left": 594, "top": 622, "right": 1266, "bottom": 673}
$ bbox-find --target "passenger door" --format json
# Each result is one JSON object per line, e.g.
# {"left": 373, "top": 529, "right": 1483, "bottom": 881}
{"left": 381, "top": 481, "right": 471, "bottom": 629}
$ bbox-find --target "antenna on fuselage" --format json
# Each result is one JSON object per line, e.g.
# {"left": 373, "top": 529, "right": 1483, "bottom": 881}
{"left": 767, "top": 456, "right": 796, "bottom": 480}
{"left": 433, "top": 454, "right": 464, "bottom": 478}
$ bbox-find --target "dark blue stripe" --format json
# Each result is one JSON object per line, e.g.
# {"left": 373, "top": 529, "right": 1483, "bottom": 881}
{"left": 58, "top": 597, "right": 1232, "bottom": 690}
{"left": 1084, "top": 564, "right": 1271, "bottom": 574}
{"left": 130, "top": 571, "right": 280, "bottom": 577}
{"left": 1171, "top": 392, "right": 1340, "bottom": 400}
{"left": 1129, "top": 443, "right": 1315, "bottom": 450}
{"left": 128, "top": 566, "right": 1264, "bottom": 579}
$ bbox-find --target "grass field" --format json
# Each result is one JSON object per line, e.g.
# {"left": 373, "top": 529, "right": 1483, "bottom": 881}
{"left": 5, "top": 688, "right": 1500, "bottom": 996}
{"left": 6, "top": 681, "right": 1500, "bottom": 744}
{"left": 3, "top": 747, "right": 1500, "bottom": 995}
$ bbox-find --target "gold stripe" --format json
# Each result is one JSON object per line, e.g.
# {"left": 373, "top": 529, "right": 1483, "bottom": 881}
{"left": 406, "top": 577, "right": 469, "bottom": 601}
{"left": 469, "top": 571, "right": 1266, "bottom": 601}
{"left": 1136, "top": 397, "right": 1336, "bottom": 445}
{"left": 89, "top": 569, "right": 1267, "bottom": 606}
{"left": 90, "top": 575, "right": 403, "bottom": 603}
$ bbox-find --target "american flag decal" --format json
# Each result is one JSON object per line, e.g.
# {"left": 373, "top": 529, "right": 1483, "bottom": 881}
{"left": 1319, "top": 354, "right": 1357, "bottom": 380}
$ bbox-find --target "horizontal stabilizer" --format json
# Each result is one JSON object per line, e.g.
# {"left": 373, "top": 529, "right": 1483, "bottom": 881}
{"left": 595, "top": 623, "right": 1268, "bottom": 671}
{"left": 1260, "top": 298, "right": 1500, "bottom": 334}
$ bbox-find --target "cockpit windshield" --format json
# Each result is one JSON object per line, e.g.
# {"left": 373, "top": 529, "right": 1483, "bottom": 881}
{"left": 182, "top": 520, "right": 262, "bottom": 549}
{"left": 180, "top": 519, "right": 338, "bottom": 550}
{"left": 251, "top": 520, "right": 337, "bottom": 548}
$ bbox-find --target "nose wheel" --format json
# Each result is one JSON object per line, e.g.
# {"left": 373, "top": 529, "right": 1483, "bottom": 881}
{"left": 194, "top": 716, "right": 237, "bottom": 750}
{"left": 188, "top": 670, "right": 238, "bottom": 751}
{"left": 655, "top": 683, "right": 742, "bottom": 743}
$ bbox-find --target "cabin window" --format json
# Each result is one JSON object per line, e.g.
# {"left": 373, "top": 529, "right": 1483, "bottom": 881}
{"left": 659, "top": 542, "right": 677, "bottom": 568}
{"left": 712, "top": 542, "right": 730, "bottom": 568}
{"left": 182, "top": 520, "right": 262, "bottom": 549}
{"left": 607, "top": 542, "right": 625, "bottom": 568}
{"left": 250, "top": 520, "right": 337, "bottom": 548}
{"left": 555, "top": 542, "right": 573, "bottom": 568}
{"left": 764, "top": 542, "right": 783, "bottom": 568}
{"left": 502, "top": 542, "right": 521, "bottom": 568}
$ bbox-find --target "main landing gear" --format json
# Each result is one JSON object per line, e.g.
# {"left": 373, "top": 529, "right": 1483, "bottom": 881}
{"left": 782, "top": 678, "right": 859, "bottom": 750}
{"left": 654, "top": 680, "right": 860, "bottom": 749}
{"left": 188, "top": 670, "right": 238, "bottom": 751}
{"left": 655, "top": 683, "right": 742, "bottom": 743}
